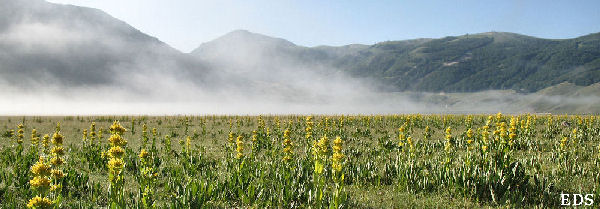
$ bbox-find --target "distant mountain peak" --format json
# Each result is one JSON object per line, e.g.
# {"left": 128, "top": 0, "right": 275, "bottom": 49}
{"left": 191, "top": 29, "right": 296, "bottom": 55}
{"left": 213, "top": 29, "right": 294, "bottom": 46}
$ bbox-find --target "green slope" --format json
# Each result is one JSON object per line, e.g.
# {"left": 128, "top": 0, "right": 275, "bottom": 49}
{"left": 193, "top": 31, "right": 600, "bottom": 93}
{"left": 335, "top": 32, "right": 600, "bottom": 92}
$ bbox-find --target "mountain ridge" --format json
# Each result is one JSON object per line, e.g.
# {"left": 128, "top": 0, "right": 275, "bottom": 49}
{"left": 1, "top": 0, "right": 599, "bottom": 95}
{"left": 191, "top": 30, "right": 600, "bottom": 93}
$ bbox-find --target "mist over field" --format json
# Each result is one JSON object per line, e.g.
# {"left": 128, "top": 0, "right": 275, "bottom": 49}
{"left": 1, "top": 0, "right": 599, "bottom": 115}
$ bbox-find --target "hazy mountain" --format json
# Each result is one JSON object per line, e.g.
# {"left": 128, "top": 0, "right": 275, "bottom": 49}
{"left": 0, "top": 0, "right": 378, "bottom": 113}
{"left": 191, "top": 30, "right": 367, "bottom": 77}
{"left": 1, "top": 0, "right": 599, "bottom": 114}
{"left": 0, "top": 0, "right": 210, "bottom": 90}
{"left": 193, "top": 31, "right": 600, "bottom": 93}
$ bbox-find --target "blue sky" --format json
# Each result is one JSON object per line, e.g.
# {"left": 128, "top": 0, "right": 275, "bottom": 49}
{"left": 47, "top": 0, "right": 600, "bottom": 52}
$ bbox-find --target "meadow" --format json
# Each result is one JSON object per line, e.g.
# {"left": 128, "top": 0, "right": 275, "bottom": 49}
{"left": 0, "top": 114, "right": 598, "bottom": 208}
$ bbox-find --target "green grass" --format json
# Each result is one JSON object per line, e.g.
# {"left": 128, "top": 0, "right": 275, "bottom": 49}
{"left": 0, "top": 115, "right": 598, "bottom": 208}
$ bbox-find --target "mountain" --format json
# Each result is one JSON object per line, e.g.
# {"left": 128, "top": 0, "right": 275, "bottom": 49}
{"left": 1, "top": 0, "right": 600, "bottom": 114}
{"left": 190, "top": 30, "right": 375, "bottom": 97}
{"left": 339, "top": 32, "right": 600, "bottom": 92}
{"left": 192, "top": 31, "right": 600, "bottom": 93}
{"left": 191, "top": 30, "right": 368, "bottom": 73}
{"left": 0, "top": 0, "right": 210, "bottom": 89}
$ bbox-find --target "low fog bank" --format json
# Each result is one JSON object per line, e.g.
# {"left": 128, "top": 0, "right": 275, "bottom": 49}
{"left": 2, "top": 81, "right": 599, "bottom": 115}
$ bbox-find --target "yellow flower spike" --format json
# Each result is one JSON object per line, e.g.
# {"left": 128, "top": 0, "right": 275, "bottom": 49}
{"left": 30, "top": 157, "right": 51, "bottom": 176}
{"left": 186, "top": 136, "right": 191, "bottom": 150}
{"left": 235, "top": 135, "right": 244, "bottom": 158}
{"left": 42, "top": 134, "right": 49, "bottom": 145}
{"left": 109, "top": 121, "right": 127, "bottom": 135}
{"left": 332, "top": 136, "right": 344, "bottom": 173}
{"left": 29, "top": 176, "right": 51, "bottom": 188}
{"left": 108, "top": 134, "right": 127, "bottom": 147}
{"left": 50, "top": 156, "right": 64, "bottom": 166}
{"left": 560, "top": 137, "right": 568, "bottom": 150}
{"left": 282, "top": 129, "right": 294, "bottom": 163}
{"left": 82, "top": 129, "right": 88, "bottom": 142}
{"left": 252, "top": 130, "right": 257, "bottom": 143}
{"left": 228, "top": 132, "right": 234, "bottom": 144}
{"left": 107, "top": 146, "right": 125, "bottom": 158}
{"left": 26, "top": 196, "right": 53, "bottom": 208}
{"left": 108, "top": 158, "right": 125, "bottom": 172}
{"left": 284, "top": 129, "right": 290, "bottom": 138}
{"left": 318, "top": 136, "right": 328, "bottom": 155}
{"left": 31, "top": 129, "right": 39, "bottom": 146}
{"left": 51, "top": 146, "right": 65, "bottom": 156}
{"left": 139, "top": 149, "right": 149, "bottom": 160}
{"left": 51, "top": 132, "right": 63, "bottom": 145}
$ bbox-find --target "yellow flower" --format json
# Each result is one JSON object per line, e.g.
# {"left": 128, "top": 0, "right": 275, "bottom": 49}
{"left": 186, "top": 136, "right": 191, "bottom": 150}
{"left": 333, "top": 152, "right": 344, "bottom": 161}
{"left": 333, "top": 136, "right": 342, "bottom": 152}
{"left": 109, "top": 121, "right": 127, "bottom": 135}
{"left": 317, "top": 136, "right": 328, "bottom": 155}
{"left": 31, "top": 157, "right": 51, "bottom": 176}
{"left": 282, "top": 129, "right": 294, "bottom": 162}
{"left": 235, "top": 135, "right": 244, "bottom": 158}
{"left": 107, "top": 146, "right": 125, "bottom": 158}
{"left": 108, "top": 158, "right": 124, "bottom": 172}
{"left": 27, "top": 196, "right": 53, "bottom": 208}
{"left": 50, "top": 157, "right": 64, "bottom": 166}
{"left": 482, "top": 145, "right": 488, "bottom": 152}
{"left": 51, "top": 132, "right": 64, "bottom": 145}
{"left": 332, "top": 136, "right": 344, "bottom": 172}
{"left": 29, "top": 176, "right": 51, "bottom": 188}
{"left": 228, "top": 132, "right": 234, "bottom": 144}
{"left": 138, "top": 149, "right": 150, "bottom": 159}
{"left": 51, "top": 146, "right": 65, "bottom": 156}
{"left": 51, "top": 169, "right": 65, "bottom": 179}
{"left": 560, "top": 137, "right": 568, "bottom": 149}
{"left": 108, "top": 134, "right": 127, "bottom": 147}
{"left": 31, "top": 129, "right": 39, "bottom": 145}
